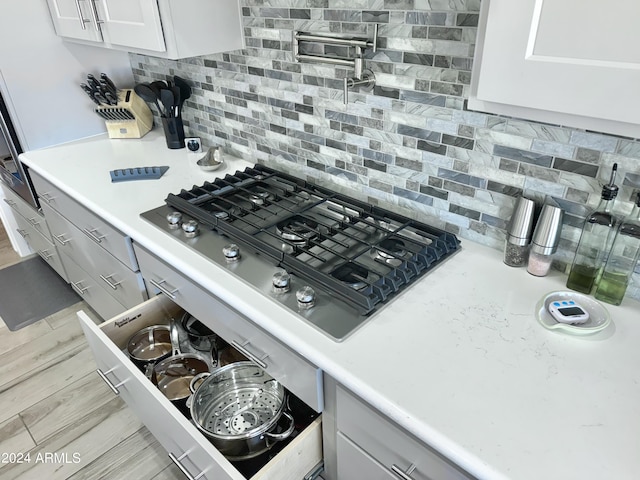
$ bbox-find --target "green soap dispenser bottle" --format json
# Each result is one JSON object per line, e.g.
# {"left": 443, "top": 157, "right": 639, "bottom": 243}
{"left": 594, "top": 192, "right": 640, "bottom": 305}
{"left": 566, "top": 163, "right": 619, "bottom": 294}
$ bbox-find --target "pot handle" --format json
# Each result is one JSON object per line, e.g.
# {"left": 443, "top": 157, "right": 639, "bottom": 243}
{"left": 264, "top": 411, "right": 295, "bottom": 443}
{"left": 189, "top": 372, "right": 210, "bottom": 394}
{"left": 170, "top": 319, "right": 181, "bottom": 356}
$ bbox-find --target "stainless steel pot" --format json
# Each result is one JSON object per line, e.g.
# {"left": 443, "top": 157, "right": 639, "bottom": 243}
{"left": 152, "top": 320, "right": 210, "bottom": 416}
{"left": 188, "top": 362, "right": 295, "bottom": 461}
{"left": 180, "top": 312, "right": 217, "bottom": 352}
{"left": 127, "top": 325, "right": 172, "bottom": 370}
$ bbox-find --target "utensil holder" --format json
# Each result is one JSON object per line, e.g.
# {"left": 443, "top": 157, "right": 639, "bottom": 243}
{"left": 161, "top": 116, "right": 185, "bottom": 149}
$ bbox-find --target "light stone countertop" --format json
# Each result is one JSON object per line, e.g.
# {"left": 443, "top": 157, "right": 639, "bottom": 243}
{"left": 21, "top": 130, "right": 640, "bottom": 480}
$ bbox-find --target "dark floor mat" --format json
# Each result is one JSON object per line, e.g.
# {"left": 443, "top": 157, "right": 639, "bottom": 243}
{"left": 0, "top": 256, "right": 80, "bottom": 331}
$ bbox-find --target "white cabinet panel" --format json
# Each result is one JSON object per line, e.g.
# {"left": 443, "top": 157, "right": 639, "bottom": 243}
{"left": 337, "top": 432, "right": 396, "bottom": 480}
{"left": 45, "top": 0, "right": 103, "bottom": 42}
{"left": 97, "top": 0, "right": 165, "bottom": 52}
{"left": 469, "top": 0, "right": 640, "bottom": 138}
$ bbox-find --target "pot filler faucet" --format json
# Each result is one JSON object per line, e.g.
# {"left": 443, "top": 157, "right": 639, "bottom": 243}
{"left": 293, "top": 24, "right": 378, "bottom": 105}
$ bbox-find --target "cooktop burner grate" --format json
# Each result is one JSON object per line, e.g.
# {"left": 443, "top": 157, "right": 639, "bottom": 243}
{"left": 165, "top": 165, "right": 460, "bottom": 316}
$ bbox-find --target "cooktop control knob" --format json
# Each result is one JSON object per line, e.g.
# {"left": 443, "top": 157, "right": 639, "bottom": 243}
{"left": 223, "top": 243, "right": 240, "bottom": 262}
{"left": 296, "top": 286, "right": 316, "bottom": 310}
{"left": 166, "top": 211, "right": 183, "bottom": 229}
{"left": 272, "top": 271, "right": 291, "bottom": 293}
{"left": 181, "top": 219, "right": 199, "bottom": 237}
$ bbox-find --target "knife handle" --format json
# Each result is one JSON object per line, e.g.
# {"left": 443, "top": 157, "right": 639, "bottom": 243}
{"left": 100, "top": 73, "right": 118, "bottom": 94}
{"left": 94, "top": 91, "right": 108, "bottom": 106}
{"left": 100, "top": 79, "right": 117, "bottom": 98}
{"left": 81, "top": 84, "right": 101, "bottom": 105}
{"left": 86, "top": 74, "right": 101, "bottom": 93}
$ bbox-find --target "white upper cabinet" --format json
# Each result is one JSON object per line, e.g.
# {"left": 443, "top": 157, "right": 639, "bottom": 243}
{"left": 97, "top": 0, "right": 165, "bottom": 53}
{"left": 45, "top": 0, "right": 244, "bottom": 59}
{"left": 46, "top": 0, "right": 104, "bottom": 43}
{"left": 469, "top": 0, "right": 640, "bottom": 138}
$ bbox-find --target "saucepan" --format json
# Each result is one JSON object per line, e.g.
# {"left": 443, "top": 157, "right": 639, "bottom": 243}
{"left": 188, "top": 361, "right": 295, "bottom": 461}
{"left": 180, "top": 312, "right": 218, "bottom": 353}
{"left": 126, "top": 325, "right": 172, "bottom": 370}
{"left": 150, "top": 320, "right": 210, "bottom": 416}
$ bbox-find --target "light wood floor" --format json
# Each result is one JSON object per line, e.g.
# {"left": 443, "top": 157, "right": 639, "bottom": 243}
{"left": 0, "top": 220, "right": 183, "bottom": 479}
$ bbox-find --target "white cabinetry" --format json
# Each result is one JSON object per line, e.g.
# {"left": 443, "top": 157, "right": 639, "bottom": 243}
{"left": 2, "top": 186, "right": 68, "bottom": 280}
{"left": 335, "top": 386, "right": 474, "bottom": 480}
{"left": 469, "top": 0, "right": 640, "bottom": 138}
{"left": 45, "top": 0, "right": 244, "bottom": 60}
{"left": 30, "top": 171, "right": 147, "bottom": 320}
{"left": 78, "top": 294, "right": 324, "bottom": 480}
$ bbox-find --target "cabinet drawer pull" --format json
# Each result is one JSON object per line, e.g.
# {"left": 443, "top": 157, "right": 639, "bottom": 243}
{"left": 39, "top": 192, "right": 56, "bottom": 204}
{"left": 3, "top": 198, "right": 16, "bottom": 208}
{"left": 99, "top": 274, "right": 122, "bottom": 290}
{"left": 73, "top": 0, "right": 89, "bottom": 30}
{"left": 83, "top": 227, "right": 105, "bottom": 244}
{"left": 231, "top": 340, "right": 269, "bottom": 369}
{"left": 391, "top": 463, "right": 417, "bottom": 480}
{"left": 168, "top": 451, "right": 206, "bottom": 480}
{"left": 149, "top": 278, "right": 178, "bottom": 299}
{"left": 38, "top": 249, "right": 53, "bottom": 262}
{"left": 53, "top": 233, "right": 70, "bottom": 246}
{"left": 16, "top": 228, "right": 28, "bottom": 239}
{"left": 96, "top": 367, "right": 125, "bottom": 395}
{"left": 28, "top": 217, "right": 40, "bottom": 227}
{"left": 71, "top": 281, "right": 88, "bottom": 296}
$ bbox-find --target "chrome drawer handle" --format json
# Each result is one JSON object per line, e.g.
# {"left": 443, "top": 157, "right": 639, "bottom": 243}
{"left": 71, "top": 281, "right": 88, "bottom": 296}
{"left": 83, "top": 227, "right": 105, "bottom": 244}
{"left": 149, "top": 278, "right": 178, "bottom": 299}
{"left": 16, "top": 228, "right": 28, "bottom": 238}
{"left": 3, "top": 198, "right": 16, "bottom": 208}
{"left": 231, "top": 340, "right": 269, "bottom": 369}
{"left": 28, "top": 217, "right": 41, "bottom": 227}
{"left": 100, "top": 274, "right": 121, "bottom": 290}
{"left": 53, "top": 233, "right": 70, "bottom": 246}
{"left": 168, "top": 451, "right": 206, "bottom": 480}
{"left": 38, "top": 249, "right": 53, "bottom": 261}
{"left": 96, "top": 367, "right": 125, "bottom": 395}
{"left": 391, "top": 463, "right": 417, "bottom": 480}
{"left": 39, "top": 192, "right": 56, "bottom": 204}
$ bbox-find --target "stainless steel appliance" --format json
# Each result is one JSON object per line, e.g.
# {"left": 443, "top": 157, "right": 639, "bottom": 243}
{"left": 0, "top": 91, "right": 38, "bottom": 209}
{"left": 141, "top": 165, "right": 460, "bottom": 340}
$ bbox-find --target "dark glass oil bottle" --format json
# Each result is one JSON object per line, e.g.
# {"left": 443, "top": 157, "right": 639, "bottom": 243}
{"left": 594, "top": 193, "right": 640, "bottom": 305}
{"left": 566, "top": 164, "right": 619, "bottom": 294}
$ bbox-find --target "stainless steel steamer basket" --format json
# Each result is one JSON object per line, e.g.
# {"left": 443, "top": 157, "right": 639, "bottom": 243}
{"left": 189, "top": 361, "right": 295, "bottom": 460}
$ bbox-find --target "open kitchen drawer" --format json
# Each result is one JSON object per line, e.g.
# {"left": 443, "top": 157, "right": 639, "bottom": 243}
{"left": 78, "top": 295, "right": 323, "bottom": 480}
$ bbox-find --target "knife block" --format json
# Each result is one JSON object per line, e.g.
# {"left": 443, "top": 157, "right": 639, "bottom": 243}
{"left": 95, "top": 89, "right": 153, "bottom": 139}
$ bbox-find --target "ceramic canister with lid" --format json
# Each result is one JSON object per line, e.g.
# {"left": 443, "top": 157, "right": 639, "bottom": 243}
{"left": 504, "top": 196, "right": 536, "bottom": 267}
{"left": 527, "top": 203, "right": 564, "bottom": 276}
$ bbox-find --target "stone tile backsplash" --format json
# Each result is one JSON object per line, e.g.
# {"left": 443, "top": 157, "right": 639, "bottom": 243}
{"left": 130, "top": 0, "right": 640, "bottom": 300}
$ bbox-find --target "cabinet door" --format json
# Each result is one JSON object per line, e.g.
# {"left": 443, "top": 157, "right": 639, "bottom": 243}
{"left": 96, "top": 0, "right": 165, "bottom": 52}
{"left": 45, "top": 0, "right": 103, "bottom": 42}
{"left": 337, "top": 432, "right": 396, "bottom": 480}
{"left": 469, "top": 0, "right": 640, "bottom": 138}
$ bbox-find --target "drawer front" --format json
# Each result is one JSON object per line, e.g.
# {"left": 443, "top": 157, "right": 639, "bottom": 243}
{"left": 3, "top": 188, "right": 51, "bottom": 240}
{"left": 31, "top": 171, "right": 138, "bottom": 271}
{"left": 63, "top": 252, "right": 127, "bottom": 320}
{"left": 337, "top": 432, "right": 396, "bottom": 480}
{"left": 78, "top": 295, "right": 323, "bottom": 480}
{"left": 134, "top": 243, "right": 323, "bottom": 412}
{"left": 13, "top": 212, "right": 68, "bottom": 281}
{"left": 43, "top": 204, "right": 146, "bottom": 309}
{"left": 337, "top": 387, "right": 473, "bottom": 480}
